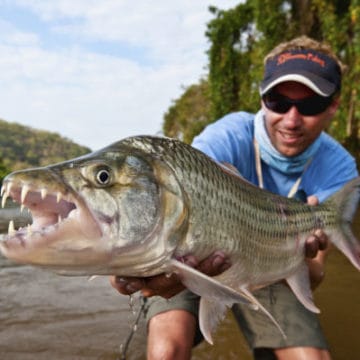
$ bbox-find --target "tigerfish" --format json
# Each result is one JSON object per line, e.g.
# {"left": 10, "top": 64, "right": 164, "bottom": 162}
{"left": 1, "top": 135, "right": 360, "bottom": 344}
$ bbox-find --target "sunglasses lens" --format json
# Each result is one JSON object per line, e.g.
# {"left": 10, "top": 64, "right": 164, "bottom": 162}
{"left": 296, "top": 97, "right": 332, "bottom": 116}
{"left": 262, "top": 93, "right": 290, "bottom": 114}
{"left": 262, "top": 92, "right": 332, "bottom": 116}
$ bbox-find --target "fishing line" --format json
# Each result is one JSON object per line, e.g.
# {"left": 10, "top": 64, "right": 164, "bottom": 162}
{"left": 118, "top": 295, "right": 148, "bottom": 360}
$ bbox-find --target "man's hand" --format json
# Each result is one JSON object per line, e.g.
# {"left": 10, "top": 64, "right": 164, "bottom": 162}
{"left": 304, "top": 228, "right": 328, "bottom": 258}
{"left": 305, "top": 195, "right": 330, "bottom": 289}
{"left": 304, "top": 195, "right": 328, "bottom": 258}
{"left": 110, "top": 251, "right": 231, "bottom": 299}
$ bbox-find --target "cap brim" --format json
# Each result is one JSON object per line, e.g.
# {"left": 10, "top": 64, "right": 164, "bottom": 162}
{"left": 260, "top": 73, "right": 336, "bottom": 97}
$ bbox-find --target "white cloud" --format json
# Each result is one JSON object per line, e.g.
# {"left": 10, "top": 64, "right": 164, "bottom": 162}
{"left": 0, "top": 1, "right": 240, "bottom": 150}
{"left": 0, "top": 19, "right": 40, "bottom": 46}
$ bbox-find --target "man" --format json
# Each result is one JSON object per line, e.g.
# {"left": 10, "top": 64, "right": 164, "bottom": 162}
{"left": 111, "top": 36, "right": 358, "bottom": 359}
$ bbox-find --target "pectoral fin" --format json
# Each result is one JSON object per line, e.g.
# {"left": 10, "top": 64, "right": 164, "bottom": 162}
{"left": 169, "top": 259, "right": 286, "bottom": 343}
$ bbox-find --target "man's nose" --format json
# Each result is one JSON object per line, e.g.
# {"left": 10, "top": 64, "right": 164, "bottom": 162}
{"left": 282, "top": 106, "right": 302, "bottom": 128}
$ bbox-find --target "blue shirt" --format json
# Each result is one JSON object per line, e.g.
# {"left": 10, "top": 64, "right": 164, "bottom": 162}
{"left": 192, "top": 111, "right": 358, "bottom": 203}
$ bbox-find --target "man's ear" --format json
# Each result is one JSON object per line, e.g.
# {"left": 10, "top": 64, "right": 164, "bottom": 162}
{"left": 328, "top": 96, "right": 340, "bottom": 116}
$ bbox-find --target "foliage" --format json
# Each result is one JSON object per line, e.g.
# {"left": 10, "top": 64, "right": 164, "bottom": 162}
{"left": 163, "top": 80, "right": 210, "bottom": 144}
{"left": 206, "top": 2, "right": 255, "bottom": 120}
{"left": 0, "top": 158, "right": 10, "bottom": 184}
{"left": 0, "top": 119, "right": 91, "bottom": 178}
{"left": 162, "top": 0, "right": 360, "bottom": 155}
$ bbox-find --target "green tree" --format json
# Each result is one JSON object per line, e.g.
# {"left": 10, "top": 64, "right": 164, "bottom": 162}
{"left": 0, "top": 158, "right": 11, "bottom": 184}
{"left": 163, "top": 80, "right": 210, "bottom": 144}
{"left": 206, "top": 2, "right": 255, "bottom": 120}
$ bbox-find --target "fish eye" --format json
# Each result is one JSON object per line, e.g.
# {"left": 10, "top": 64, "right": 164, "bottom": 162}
{"left": 96, "top": 168, "right": 111, "bottom": 185}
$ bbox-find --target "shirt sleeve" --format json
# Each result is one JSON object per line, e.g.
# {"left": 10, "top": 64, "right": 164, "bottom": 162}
{"left": 191, "top": 112, "right": 256, "bottom": 181}
{"left": 302, "top": 134, "right": 358, "bottom": 203}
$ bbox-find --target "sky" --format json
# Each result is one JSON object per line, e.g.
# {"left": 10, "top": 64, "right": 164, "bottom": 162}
{"left": 0, "top": 0, "right": 240, "bottom": 150}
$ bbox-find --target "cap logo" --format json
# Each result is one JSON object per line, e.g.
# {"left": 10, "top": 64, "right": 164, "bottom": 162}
{"left": 277, "top": 52, "right": 325, "bottom": 67}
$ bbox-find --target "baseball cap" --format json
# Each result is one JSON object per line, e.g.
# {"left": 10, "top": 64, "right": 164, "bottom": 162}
{"left": 260, "top": 49, "right": 342, "bottom": 97}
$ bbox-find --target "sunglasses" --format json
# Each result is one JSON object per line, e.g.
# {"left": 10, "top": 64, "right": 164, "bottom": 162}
{"left": 262, "top": 91, "right": 333, "bottom": 116}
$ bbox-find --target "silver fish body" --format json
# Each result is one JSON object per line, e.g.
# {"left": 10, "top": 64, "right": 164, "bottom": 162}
{"left": 1, "top": 135, "right": 360, "bottom": 343}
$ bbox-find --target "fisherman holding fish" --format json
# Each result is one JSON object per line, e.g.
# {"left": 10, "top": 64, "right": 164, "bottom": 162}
{"left": 111, "top": 36, "right": 358, "bottom": 359}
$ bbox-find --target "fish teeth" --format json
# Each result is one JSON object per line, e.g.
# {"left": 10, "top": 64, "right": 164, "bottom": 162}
{"left": 27, "top": 224, "right": 32, "bottom": 236}
{"left": 1, "top": 191, "right": 8, "bottom": 209}
{"left": 8, "top": 220, "right": 15, "bottom": 236}
{"left": 21, "top": 184, "right": 30, "bottom": 204}
{"left": 87, "top": 275, "right": 99, "bottom": 281}
{"left": 1, "top": 182, "right": 12, "bottom": 208}
{"left": 56, "top": 192, "right": 63, "bottom": 203}
{"left": 41, "top": 188, "right": 48, "bottom": 200}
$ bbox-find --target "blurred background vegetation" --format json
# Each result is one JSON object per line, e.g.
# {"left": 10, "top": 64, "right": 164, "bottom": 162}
{"left": 1, "top": 0, "right": 360, "bottom": 182}
{"left": 163, "top": 0, "right": 360, "bottom": 162}
{"left": 0, "top": 119, "right": 90, "bottom": 182}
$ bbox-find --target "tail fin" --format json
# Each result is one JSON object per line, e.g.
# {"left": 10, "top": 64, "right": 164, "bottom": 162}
{"left": 326, "top": 177, "right": 360, "bottom": 270}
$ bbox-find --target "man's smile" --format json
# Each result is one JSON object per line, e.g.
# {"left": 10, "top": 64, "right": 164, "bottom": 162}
{"left": 277, "top": 129, "right": 303, "bottom": 145}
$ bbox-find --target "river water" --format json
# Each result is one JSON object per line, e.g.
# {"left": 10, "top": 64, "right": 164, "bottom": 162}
{"left": 0, "top": 207, "right": 359, "bottom": 360}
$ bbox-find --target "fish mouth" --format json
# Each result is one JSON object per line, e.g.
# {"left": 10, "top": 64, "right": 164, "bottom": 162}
{"left": 0, "top": 179, "right": 102, "bottom": 262}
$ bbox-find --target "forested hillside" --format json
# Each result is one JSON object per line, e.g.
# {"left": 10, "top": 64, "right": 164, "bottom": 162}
{"left": 0, "top": 118, "right": 91, "bottom": 179}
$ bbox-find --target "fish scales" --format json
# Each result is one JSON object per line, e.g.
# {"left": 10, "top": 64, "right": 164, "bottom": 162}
{"left": 124, "top": 136, "right": 319, "bottom": 276}
{"left": 1, "top": 135, "right": 360, "bottom": 344}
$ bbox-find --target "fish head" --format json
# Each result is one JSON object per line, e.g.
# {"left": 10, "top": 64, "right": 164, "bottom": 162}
{"left": 0, "top": 140, "right": 187, "bottom": 275}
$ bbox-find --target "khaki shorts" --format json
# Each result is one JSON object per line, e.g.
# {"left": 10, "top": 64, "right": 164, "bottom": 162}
{"left": 145, "top": 282, "right": 328, "bottom": 354}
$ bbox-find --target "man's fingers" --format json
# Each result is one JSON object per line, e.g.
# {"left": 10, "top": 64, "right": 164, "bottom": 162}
{"left": 142, "top": 272, "right": 185, "bottom": 298}
{"left": 196, "top": 251, "right": 231, "bottom": 276}
{"left": 305, "top": 196, "right": 328, "bottom": 258}
{"left": 109, "top": 251, "right": 232, "bottom": 299}
{"left": 305, "top": 230, "right": 328, "bottom": 258}
{"left": 109, "top": 276, "right": 145, "bottom": 295}
{"left": 305, "top": 235, "right": 320, "bottom": 258}
{"left": 314, "top": 229, "right": 328, "bottom": 251}
{"left": 110, "top": 274, "right": 184, "bottom": 298}
{"left": 307, "top": 195, "right": 319, "bottom": 206}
